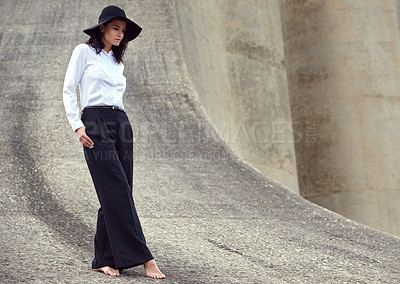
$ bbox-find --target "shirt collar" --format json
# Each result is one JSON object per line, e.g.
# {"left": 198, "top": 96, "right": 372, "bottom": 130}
{"left": 102, "top": 48, "right": 114, "bottom": 57}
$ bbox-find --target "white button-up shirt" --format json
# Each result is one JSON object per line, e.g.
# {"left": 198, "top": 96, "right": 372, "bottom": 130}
{"left": 63, "top": 43, "right": 126, "bottom": 132}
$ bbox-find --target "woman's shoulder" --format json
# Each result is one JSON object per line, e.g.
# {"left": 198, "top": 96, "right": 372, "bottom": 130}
{"left": 73, "top": 43, "right": 100, "bottom": 55}
{"left": 69, "top": 43, "right": 87, "bottom": 58}
{"left": 70, "top": 43, "right": 98, "bottom": 62}
{"left": 72, "top": 43, "right": 92, "bottom": 54}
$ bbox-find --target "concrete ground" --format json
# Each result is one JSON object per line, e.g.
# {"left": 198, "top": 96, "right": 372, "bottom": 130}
{"left": 1, "top": 0, "right": 399, "bottom": 283}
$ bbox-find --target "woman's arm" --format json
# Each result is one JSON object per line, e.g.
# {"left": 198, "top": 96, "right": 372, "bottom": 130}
{"left": 62, "top": 44, "right": 87, "bottom": 132}
{"left": 62, "top": 44, "right": 94, "bottom": 148}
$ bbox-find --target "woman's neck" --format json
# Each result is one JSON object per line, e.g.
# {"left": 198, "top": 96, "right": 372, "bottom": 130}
{"left": 102, "top": 41, "right": 112, "bottom": 53}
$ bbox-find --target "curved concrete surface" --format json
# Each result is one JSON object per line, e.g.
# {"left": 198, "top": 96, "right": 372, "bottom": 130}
{"left": 175, "top": 0, "right": 299, "bottom": 193}
{"left": 1, "top": 0, "right": 399, "bottom": 283}
{"left": 280, "top": 0, "right": 400, "bottom": 236}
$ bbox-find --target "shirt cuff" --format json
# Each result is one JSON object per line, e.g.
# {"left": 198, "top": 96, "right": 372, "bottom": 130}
{"left": 71, "top": 120, "right": 85, "bottom": 133}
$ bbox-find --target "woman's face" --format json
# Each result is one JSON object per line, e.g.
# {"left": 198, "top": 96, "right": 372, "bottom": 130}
{"left": 100, "top": 19, "right": 127, "bottom": 47}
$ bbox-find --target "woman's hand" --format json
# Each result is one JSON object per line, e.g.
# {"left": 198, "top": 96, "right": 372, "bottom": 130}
{"left": 76, "top": 126, "right": 94, "bottom": 148}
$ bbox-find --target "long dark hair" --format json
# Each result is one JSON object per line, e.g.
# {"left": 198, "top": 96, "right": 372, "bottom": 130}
{"left": 85, "top": 20, "right": 128, "bottom": 64}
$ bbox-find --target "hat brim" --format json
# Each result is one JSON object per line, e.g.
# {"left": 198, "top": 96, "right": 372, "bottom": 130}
{"left": 83, "top": 16, "right": 142, "bottom": 42}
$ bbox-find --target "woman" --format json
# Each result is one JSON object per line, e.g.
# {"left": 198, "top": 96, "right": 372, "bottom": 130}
{"left": 63, "top": 5, "right": 165, "bottom": 279}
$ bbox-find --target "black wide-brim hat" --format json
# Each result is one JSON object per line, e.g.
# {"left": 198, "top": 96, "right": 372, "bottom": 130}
{"left": 83, "top": 5, "right": 142, "bottom": 42}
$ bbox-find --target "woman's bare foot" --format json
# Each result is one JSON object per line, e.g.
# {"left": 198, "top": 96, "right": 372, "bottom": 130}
{"left": 93, "top": 266, "right": 120, "bottom": 276}
{"left": 144, "top": 259, "right": 165, "bottom": 279}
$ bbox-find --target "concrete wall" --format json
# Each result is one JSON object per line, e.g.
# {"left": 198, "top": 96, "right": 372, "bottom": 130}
{"left": 174, "top": 0, "right": 400, "bottom": 236}
{"left": 280, "top": 0, "right": 400, "bottom": 236}
{"left": 174, "top": 0, "right": 300, "bottom": 193}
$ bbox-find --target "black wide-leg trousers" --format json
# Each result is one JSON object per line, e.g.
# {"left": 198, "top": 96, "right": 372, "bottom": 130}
{"left": 81, "top": 107, "right": 153, "bottom": 270}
